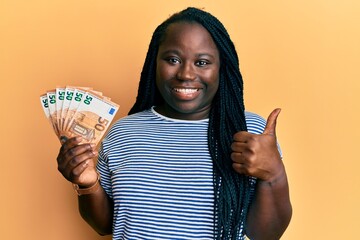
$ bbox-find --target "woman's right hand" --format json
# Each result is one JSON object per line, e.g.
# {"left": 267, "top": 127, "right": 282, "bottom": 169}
{"left": 57, "top": 136, "right": 99, "bottom": 188}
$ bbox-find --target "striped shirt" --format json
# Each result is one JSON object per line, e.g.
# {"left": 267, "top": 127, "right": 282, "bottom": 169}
{"left": 97, "top": 107, "right": 268, "bottom": 240}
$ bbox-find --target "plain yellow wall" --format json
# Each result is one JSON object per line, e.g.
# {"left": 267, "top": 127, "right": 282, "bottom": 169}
{"left": 1, "top": 0, "right": 359, "bottom": 239}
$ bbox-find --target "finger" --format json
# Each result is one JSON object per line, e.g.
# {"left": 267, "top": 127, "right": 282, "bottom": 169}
{"left": 262, "top": 108, "right": 281, "bottom": 136}
{"left": 57, "top": 142, "right": 95, "bottom": 167}
{"left": 69, "top": 159, "right": 95, "bottom": 180}
{"left": 59, "top": 136, "right": 83, "bottom": 154}
{"left": 231, "top": 141, "right": 247, "bottom": 152}
{"left": 233, "top": 131, "right": 252, "bottom": 142}
{"left": 69, "top": 160, "right": 90, "bottom": 179}
{"left": 231, "top": 152, "right": 244, "bottom": 163}
{"left": 62, "top": 150, "right": 97, "bottom": 181}
{"left": 232, "top": 162, "right": 249, "bottom": 175}
{"left": 65, "top": 148, "right": 97, "bottom": 169}
{"left": 71, "top": 165, "right": 99, "bottom": 187}
{"left": 60, "top": 136, "right": 68, "bottom": 145}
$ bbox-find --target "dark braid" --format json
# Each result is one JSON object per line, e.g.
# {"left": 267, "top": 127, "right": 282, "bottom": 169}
{"left": 129, "top": 7, "right": 251, "bottom": 239}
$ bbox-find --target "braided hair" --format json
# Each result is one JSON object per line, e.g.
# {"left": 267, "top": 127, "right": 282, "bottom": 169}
{"left": 129, "top": 7, "right": 252, "bottom": 239}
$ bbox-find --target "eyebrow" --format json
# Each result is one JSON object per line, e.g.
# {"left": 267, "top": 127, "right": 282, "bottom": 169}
{"left": 159, "top": 49, "right": 217, "bottom": 59}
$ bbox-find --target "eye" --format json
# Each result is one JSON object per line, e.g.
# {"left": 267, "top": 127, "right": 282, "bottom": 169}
{"left": 166, "top": 57, "right": 181, "bottom": 65}
{"left": 196, "top": 60, "right": 209, "bottom": 67}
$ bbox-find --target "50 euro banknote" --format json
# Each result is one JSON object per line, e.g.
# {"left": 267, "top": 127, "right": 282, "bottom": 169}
{"left": 40, "top": 87, "right": 119, "bottom": 146}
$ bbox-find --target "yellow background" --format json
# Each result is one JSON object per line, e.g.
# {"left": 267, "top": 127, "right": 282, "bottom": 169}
{"left": 1, "top": 0, "right": 359, "bottom": 239}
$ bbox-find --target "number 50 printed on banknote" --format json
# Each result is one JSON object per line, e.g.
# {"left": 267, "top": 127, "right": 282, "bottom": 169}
{"left": 40, "top": 86, "right": 119, "bottom": 146}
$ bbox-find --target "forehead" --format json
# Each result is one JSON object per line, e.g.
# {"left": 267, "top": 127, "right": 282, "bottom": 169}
{"left": 159, "top": 22, "right": 218, "bottom": 53}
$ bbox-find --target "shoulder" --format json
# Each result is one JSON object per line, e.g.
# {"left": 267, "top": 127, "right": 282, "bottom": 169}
{"left": 113, "top": 108, "right": 155, "bottom": 126}
{"left": 104, "top": 109, "right": 154, "bottom": 140}
{"left": 245, "top": 111, "right": 267, "bottom": 134}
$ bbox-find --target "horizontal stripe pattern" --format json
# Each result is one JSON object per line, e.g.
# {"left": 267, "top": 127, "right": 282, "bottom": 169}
{"left": 97, "top": 107, "right": 268, "bottom": 239}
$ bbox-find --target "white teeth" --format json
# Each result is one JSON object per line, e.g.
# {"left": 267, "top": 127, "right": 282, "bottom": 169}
{"left": 174, "top": 88, "right": 198, "bottom": 93}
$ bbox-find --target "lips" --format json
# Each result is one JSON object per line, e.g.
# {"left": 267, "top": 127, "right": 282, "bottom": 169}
{"left": 171, "top": 87, "right": 201, "bottom": 100}
{"left": 173, "top": 88, "right": 199, "bottom": 93}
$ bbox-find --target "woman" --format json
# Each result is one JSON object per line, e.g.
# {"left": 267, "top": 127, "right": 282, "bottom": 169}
{"left": 57, "top": 7, "right": 292, "bottom": 239}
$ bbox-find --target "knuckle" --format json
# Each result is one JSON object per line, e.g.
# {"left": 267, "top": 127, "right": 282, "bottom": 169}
{"left": 87, "top": 143, "right": 93, "bottom": 150}
{"left": 247, "top": 134, "right": 256, "bottom": 141}
{"left": 70, "top": 156, "right": 81, "bottom": 166}
{"left": 248, "top": 147, "right": 256, "bottom": 155}
{"left": 249, "top": 136, "right": 258, "bottom": 144}
{"left": 67, "top": 148, "right": 77, "bottom": 157}
{"left": 233, "top": 133, "right": 240, "bottom": 141}
{"left": 246, "top": 154, "right": 256, "bottom": 164}
{"left": 69, "top": 169, "right": 80, "bottom": 180}
{"left": 90, "top": 151, "right": 96, "bottom": 159}
{"left": 248, "top": 140, "right": 259, "bottom": 152}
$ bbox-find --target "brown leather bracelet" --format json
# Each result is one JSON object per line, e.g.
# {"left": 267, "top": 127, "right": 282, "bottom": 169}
{"left": 73, "top": 172, "right": 101, "bottom": 196}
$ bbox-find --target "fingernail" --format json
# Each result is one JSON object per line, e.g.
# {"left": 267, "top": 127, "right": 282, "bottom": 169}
{"left": 75, "top": 136, "right": 83, "bottom": 142}
{"left": 60, "top": 136, "right": 68, "bottom": 144}
{"left": 83, "top": 160, "right": 89, "bottom": 167}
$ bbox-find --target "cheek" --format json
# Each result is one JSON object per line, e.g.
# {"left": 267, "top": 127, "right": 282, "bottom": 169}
{"left": 155, "top": 65, "right": 173, "bottom": 98}
{"left": 210, "top": 81, "right": 219, "bottom": 97}
{"left": 155, "top": 64, "right": 166, "bottom": 87}
{"left": 207, "top": 77, "right": 219, "bottom": 100}
{"left": 206, "top": 71, "right": 220, "bottom": 91}
{"left": 156, "top": 63, "right": 172, "bottom": 83}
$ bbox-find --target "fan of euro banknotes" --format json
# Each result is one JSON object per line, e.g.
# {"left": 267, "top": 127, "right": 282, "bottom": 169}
{"left": 40, "top": 86, "right": 119, "bottom": 145}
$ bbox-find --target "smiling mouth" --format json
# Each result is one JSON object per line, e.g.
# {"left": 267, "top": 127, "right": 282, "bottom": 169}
{"left": 172, "top": 88, "right": 200, "bottom": 93}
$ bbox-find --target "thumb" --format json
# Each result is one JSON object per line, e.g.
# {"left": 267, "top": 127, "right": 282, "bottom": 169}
{"left": 60, "top": 136, "right": 68, "bottom": 145}
{"left": 263, "top": 108, "right": 281, "bottom": 136}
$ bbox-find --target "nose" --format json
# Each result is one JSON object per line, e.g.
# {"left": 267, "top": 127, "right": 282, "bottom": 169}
{"left": 176, "top": 62, "right": 196, "bottom": 81}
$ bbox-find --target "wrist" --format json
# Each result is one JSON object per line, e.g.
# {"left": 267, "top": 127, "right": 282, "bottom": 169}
{"left": 258, "top": 167, "right": 287, "bottom": 188}
{"left": 73, "top": 172, "right": 101, "bottom": 196}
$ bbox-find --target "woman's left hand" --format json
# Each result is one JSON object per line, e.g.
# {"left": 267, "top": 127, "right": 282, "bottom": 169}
{"left": 231, "top": 108, "right": 285, "bottom": 182}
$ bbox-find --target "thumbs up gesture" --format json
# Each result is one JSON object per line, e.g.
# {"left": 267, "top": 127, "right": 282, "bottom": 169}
{"left": 231, "top": 108, "right": 285, "bottom": 182}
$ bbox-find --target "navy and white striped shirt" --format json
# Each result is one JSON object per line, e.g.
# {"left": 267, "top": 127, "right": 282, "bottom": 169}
{"left": 97, "top": 107, "right": 268, "bottom": 240}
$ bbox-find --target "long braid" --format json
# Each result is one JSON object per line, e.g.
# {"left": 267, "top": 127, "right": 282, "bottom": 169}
{"left": 128, "top": 7, "right": 252, "bottom": 239}
{"left": 129, "top": 27, "right": 165, "bottom": 114}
